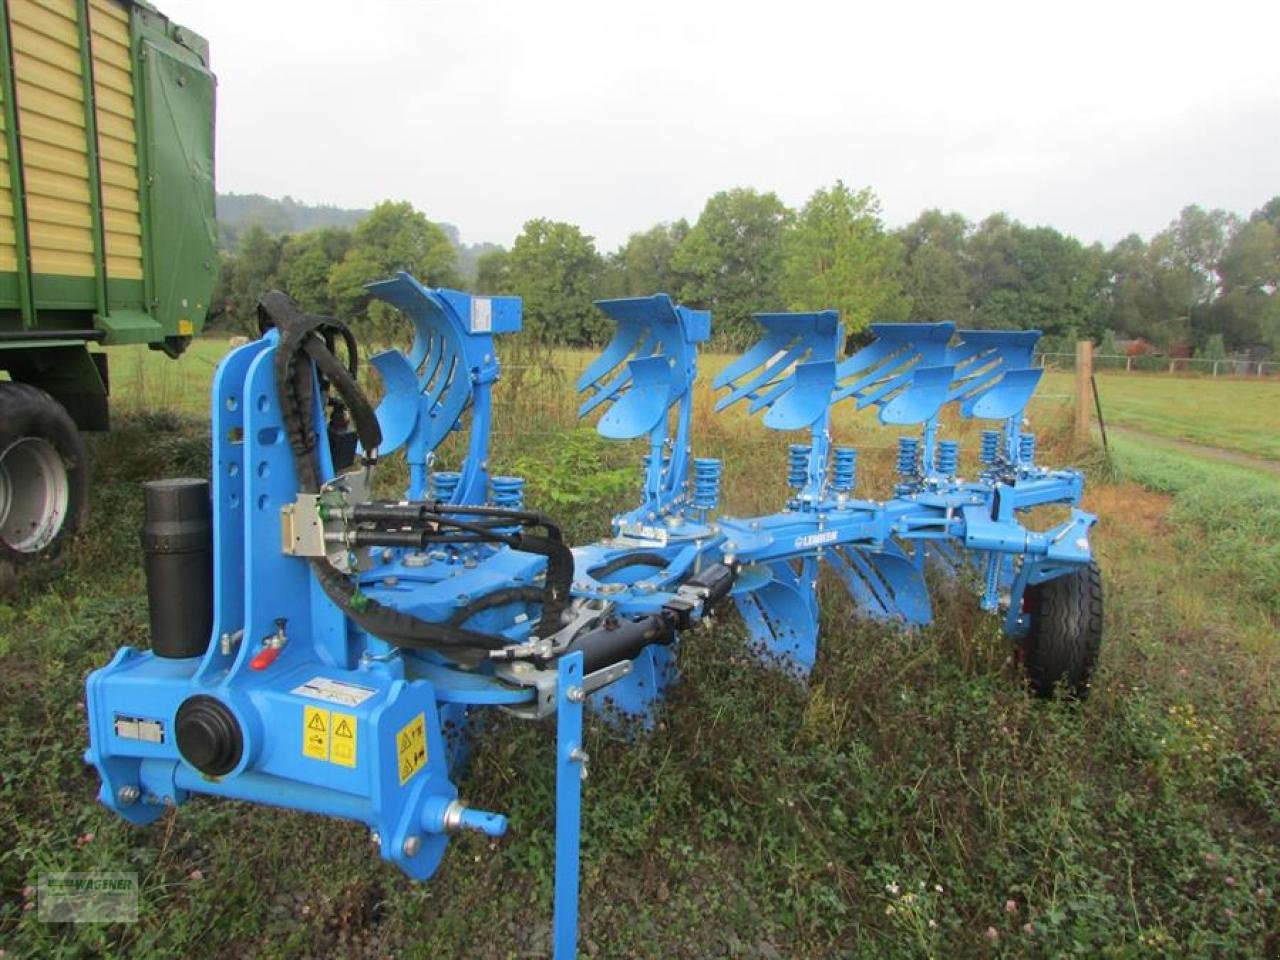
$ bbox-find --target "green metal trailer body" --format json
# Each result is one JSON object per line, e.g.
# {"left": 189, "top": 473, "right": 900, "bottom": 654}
{"left": 0, "top": 0, "right": 215, "bottom": 427}
{"left": 0, "top": 0, "right": 213, "bottom": 586}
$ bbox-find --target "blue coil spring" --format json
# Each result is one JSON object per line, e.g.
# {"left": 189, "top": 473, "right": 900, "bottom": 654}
{"left": 429, "top": 470, "right": 461, "bottom": 501}
{"left": 831, "top": 447, "right": 857, "bottom": 492}
{"left": 490, "top": 475, "right": 525, "bottom": 511}
{"left": 1018, "top": 432, "right": 1036, "bottom": 465}
{"left": 787, "top": 444, "right": 811, "bottom": 488}
{"left": 692, "top": 458, "right": 722, "bottom": 511}
{"left": 936, "top": 440, "right": 959, "bottom": 477}
{"left": 980, "top": 430, "right": 1000, "bottom": 465}
{"left": 896, "top": 437, "right": 919, "bottom": 477}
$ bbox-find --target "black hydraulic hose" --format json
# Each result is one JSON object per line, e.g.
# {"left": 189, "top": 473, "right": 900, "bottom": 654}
{"left": 510, "top": 531, "right": 573, "bottom": 638}
{"left": 301, "top": 335, "right": 381, "bottom": 456}
{"left": 432, "top": 502, "right": 566, "bottom": 543}
{"left": 258, "top": 291, "right": 510, "bottom": 655}
{"left": 587, "top": 552, "right": 669, "bottom": 581}
{"left": 353, "top": 502, "right": 564, "bottom": 537}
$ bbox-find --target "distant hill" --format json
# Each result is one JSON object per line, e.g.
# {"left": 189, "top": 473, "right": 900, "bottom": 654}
{"left": 216, "top": 192, "right": 500, "bottom": 283}
{"left": 216, "top": 193, "right": 369, "bottom": 247}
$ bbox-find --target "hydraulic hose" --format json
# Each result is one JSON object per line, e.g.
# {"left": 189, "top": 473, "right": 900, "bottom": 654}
{"left": 257, "top": 292, "right": 519, "bottom": 655}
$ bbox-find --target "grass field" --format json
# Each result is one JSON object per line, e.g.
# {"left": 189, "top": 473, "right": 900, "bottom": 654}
{"left": 1, "top": 338, "right": 1277, "bottom": 957}
{"left": 1042, "top": 369, "right": 1280, "bottom": 461}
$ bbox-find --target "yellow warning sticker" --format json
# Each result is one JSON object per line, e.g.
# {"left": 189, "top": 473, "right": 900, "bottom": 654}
{"left": 396, "top": 713, "right": 427, "bottom": 785}
{"left": 330, "top": 711, "right": 357, "bottom": 768}
{"left": 303, "top": 705, "right": 330, "bottom": 761}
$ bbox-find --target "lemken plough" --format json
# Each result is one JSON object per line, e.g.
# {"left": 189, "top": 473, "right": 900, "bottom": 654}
{"left": 85, "top": 272, "right": 1101, "bottom": 957}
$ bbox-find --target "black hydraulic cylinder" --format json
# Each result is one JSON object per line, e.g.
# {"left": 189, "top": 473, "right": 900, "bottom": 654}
{"left": 141, "top": 478, "right": 213, "bottom": 659}
{"left": 549, "top": 562, "right": 737, "bottom": 672}
{"left": 555, "top": 613, "right": 675, "bottom": 674}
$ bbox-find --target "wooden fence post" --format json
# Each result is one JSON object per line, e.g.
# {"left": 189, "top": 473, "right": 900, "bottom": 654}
{"left": 1075, "top": 340, "right": 1093, "bottom": 444}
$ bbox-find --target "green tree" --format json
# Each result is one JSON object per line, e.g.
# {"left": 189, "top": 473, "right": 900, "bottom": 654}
{"left": 967, "top": 216, "right": 1107, "bottom": 341}
{"left": 897, "top": 209, "right": 971, "bottom": 322}
{"left": 327, "top": 201, "right": 460, "bottom": 328}
{"left": 1200, "top": 333, "right": 1226, "bottom": 362}
{"left": 505, "top": 219, "right": 604, "bottom": 344}
{"left": 279, "top": 227, "right": 352, "bottom": 316}
{"left": 474, "top": 248, "right": 512, "bottom": 295}
{"left": 609, "top": 220, "right": 690, "bottom": 298}
{"left": 672, "top": 188, "right": 791, "bottom": 344}
{"left": 1206, "top": 211, "right": 1279, "bottom": 352}
{"left": 1168, "top": 204, "right": 1238, "bottom": 306}
{"left": 222, "top": 225, "right": 283, "bottom": 333}
{"left": 1105, "top": 234, "right": 1162, "bottom": 343}
{"left": 780, "top": 182, "right": 906, "bottom": 332}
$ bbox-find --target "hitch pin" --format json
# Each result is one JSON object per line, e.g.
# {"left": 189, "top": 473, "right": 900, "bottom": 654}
{"left": 250, "top": 618, "right": 288, "bottom": 670}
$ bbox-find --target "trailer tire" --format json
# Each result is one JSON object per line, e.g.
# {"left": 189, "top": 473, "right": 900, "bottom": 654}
{"left": 0, "top": 382, "right": 89, "bottom": 595}
{"left": 1021, "top": 560, "right": 1103, "bottom": 699}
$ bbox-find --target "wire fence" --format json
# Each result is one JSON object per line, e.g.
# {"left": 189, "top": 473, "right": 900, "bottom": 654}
{"left": 1035, "top": 352, "right": 1280, "bottom": 377}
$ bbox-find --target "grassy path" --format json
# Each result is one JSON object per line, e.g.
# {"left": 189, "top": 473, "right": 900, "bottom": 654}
{"left": 1106, "top": 423, "right": 1280, "bottom": 475}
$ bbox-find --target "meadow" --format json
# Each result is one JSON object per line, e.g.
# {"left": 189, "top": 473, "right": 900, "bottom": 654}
{"left": 1042, "top": 370, "right": 1280, "bottom": 461}
{"left": 0, "top": 336, "right": 1277, "bottom": 957}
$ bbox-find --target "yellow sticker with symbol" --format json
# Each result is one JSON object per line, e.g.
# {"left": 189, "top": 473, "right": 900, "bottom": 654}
{"left": 330, "top": 711, "right": 357, "bottom": 768}
{"left": 303, "top": 705, "right": 329, "bottom": 760}
{"left": 396, "top": 713, "right": 427, "bottom": 785}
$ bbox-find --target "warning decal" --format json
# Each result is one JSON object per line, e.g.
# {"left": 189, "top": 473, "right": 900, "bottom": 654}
{"left": 331, "top": 712, "right": 357, "bottom": 768}
{"left": 396, "top": 713, "right": 427, "bottom": 785}
{"left": 303, "top": 705, "right": 330, "bottom": 760}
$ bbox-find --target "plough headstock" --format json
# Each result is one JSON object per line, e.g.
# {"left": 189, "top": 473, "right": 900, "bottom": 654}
{"left": 365, "top": 272, "right": 521, "bottom": 502}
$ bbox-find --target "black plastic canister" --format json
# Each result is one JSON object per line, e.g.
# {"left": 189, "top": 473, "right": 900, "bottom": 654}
{"left": 141, "top": 478, "right": 213, "bottom": 659}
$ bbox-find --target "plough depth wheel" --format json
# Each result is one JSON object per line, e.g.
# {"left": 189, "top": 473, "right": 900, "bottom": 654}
{"left": 1022, "top": 560, "right": 1103, "bottom": 699}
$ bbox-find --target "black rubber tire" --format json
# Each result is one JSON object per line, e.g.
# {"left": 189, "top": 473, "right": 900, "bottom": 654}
{"left": 1021, "top": 560, "right": 1103, "bottom": 699}
{"left": 0, "top": 381, "right": 89, "bottom": 595}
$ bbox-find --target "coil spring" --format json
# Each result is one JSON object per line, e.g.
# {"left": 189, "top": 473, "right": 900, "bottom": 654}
{"left": 1018, "top": 432, "right": 1036, "bottom": 465}
{"left": 980, "top": 429, "right": 1000, "bottom": 465}
{"left": 692, "top": 458, "right": 722, "bottom": 511}
{"left": 490, "top": 475, "right": 525, "bottom": 511}
{"left": 787, "top": 444, "right": 811, "bottom": 488}
{"left": 935, "top": 439, "right": 959, "bottom": 477}
{"left": 896, "top": 437, "right": 920, "bottom": 478}
{"left": 429, "top": 471, "right": 461, "bottom": 501}
{"left": 831, "top": 447, "right": 857, "bottom": 492}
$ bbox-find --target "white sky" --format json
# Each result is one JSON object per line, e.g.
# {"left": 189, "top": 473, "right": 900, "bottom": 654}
{"left": 160, "top": 0, "right": 1279, "bottom": 252}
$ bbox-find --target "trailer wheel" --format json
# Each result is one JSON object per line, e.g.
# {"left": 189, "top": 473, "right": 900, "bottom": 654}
{"left": 0, "top": 382, "right": 89, "bottom": 594}
{"left": 1021, "top": 561, "right": 1103, "bottom": 699}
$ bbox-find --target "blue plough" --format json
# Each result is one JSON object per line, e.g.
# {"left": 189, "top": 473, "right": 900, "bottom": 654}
{"left": 85, "top": 274, "right": 1100, "bottom": 957}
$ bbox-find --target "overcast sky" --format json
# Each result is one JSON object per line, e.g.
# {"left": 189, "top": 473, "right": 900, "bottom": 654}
{"left": 160, "top": 0, "right": 1279, "bottom": 251}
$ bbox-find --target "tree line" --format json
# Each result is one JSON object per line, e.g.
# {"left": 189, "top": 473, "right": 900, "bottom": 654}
{"left": 212, "top": 187, "right": 1280, "bottom": 356}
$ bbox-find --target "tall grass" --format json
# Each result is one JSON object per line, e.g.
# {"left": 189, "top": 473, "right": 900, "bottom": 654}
{"left": 1110, "top": 436, "right": 1280, "bottom": 618}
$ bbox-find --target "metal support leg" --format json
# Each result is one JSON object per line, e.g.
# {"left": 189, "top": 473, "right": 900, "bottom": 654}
{"left": 554, "top": 651, "right": 586, "bottom": 960}
{"left": 981, "top": 551, "right": 1000, "bottom": 610}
